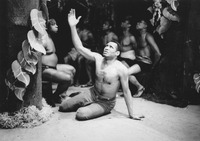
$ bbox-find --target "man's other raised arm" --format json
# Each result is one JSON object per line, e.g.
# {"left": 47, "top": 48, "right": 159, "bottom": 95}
{"left": 68, "top": 9, "right": 95, "bottom": 60}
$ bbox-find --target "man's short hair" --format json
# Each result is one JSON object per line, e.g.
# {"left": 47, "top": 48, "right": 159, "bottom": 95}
{"left": 111, "top": 41, "right": 121, "bottom": 52}
{"left": 136, "top": 18, "right": 153, "bottom": 32}
{"left": 122, "top": 16, "right": 133, "bottom": 24}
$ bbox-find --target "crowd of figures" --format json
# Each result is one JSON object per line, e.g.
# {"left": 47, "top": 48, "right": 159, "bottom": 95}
{"left": 45, "top": 0, "right": 187, "bottom": 105}
{"left": 5, "top": 0, "right": 197, "bottom": 113}
{"left": 2, "top": 0, "right": 200, "bottom": 122}
{"left": 3, "top": 0, "right": 200, "bottom": 121}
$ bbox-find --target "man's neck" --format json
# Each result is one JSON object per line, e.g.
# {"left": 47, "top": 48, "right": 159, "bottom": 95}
{"left": 103, "top": 29, "right": 111, "bottom": 35}
{"left": 103, "top": 57, "right": 116, "bottom": 65}
{"left": 139, "top": 29, "right": 146, "bottom": 34}
{"left": 123, "top": 29, "right": 130, "bottom": 35}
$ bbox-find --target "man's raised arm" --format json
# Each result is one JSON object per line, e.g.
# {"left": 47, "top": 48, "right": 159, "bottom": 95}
{"left": 68, "top": 9, "right": 95, "bottom": 60}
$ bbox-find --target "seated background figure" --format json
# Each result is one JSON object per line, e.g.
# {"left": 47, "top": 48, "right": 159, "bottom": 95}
{"left": 99, "top": 19, "right": 119, "bottom": 54}
{"left": 128, "top": 19, "right": 161, "bottom": 97}
{"left": 42, "top": 18, "right": 75, "bottom": 104}
{"left": 64, "top": 24, "right": 96, "bottom": 87}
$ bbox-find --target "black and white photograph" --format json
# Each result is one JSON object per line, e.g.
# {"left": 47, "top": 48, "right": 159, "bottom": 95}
{"left": 0, "top": 0, "right": 200, "bottom": 141}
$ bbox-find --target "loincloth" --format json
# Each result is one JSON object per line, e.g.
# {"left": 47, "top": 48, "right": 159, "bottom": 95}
{"left": 90, "top": 87, "right": 116, "bottom": 112}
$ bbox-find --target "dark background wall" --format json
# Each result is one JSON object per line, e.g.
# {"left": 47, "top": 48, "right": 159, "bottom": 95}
{"left": 0, "top": 0, "right": 40, "bottom": 111}
{"left": 0, "top": 0, "right": 8, "bottom": 111}
{"left": 0, "top": 0, "right": 200, "bottom": 110}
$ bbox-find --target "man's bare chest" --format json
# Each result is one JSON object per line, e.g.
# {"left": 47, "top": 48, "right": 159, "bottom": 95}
{"left": 96, "top": 64, "right": 118, "bottom": 84}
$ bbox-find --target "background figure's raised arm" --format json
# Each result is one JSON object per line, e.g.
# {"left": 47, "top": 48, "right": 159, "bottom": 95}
{"left": 68, "top": 9, "right": 95, "bottom": 61}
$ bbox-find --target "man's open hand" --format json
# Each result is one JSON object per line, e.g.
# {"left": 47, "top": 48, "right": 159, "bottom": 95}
{"left": 68, "top": 9, "right": 81, "bottom": 27}
{"left": 130, "top": 115, "right": 145, "bottom": 120}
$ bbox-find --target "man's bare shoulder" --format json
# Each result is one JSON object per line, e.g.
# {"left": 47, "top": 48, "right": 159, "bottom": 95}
{"left": 145, "top": 32, "right": 153, "bottom": 39}
{"left": 130, "top": 34, "right": 136, "bottom": 41}
{"left": 93, "top": 52, "right": 103, "bottom": 59}
{"left": 114, "top": 60, "right": 128, "bottom": 77}
{"left": 115, "top": 60, "right": 128, "bottom": 70}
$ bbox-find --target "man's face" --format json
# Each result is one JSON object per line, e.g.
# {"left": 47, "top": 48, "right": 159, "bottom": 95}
{"left": 50, "top": 23, "right": 58, "bottom": 33}
{"left": 136, "top": 20, "right": 147, "bottom": 30}
{"left": 121, "top": 20, "right": 131, "bottom": 29}
{"left": 102, "top": 21, "right": 110, "bottom": 31}
{"left": 103, "top": 42, "right": 119, "bottom": 58}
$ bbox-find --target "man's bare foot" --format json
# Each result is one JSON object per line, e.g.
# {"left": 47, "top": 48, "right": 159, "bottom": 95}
{"left": 133, "top": 87, "right": 145, "bottom": 98}
{"left": 81, "top": 82, "right": 93, "bottom": 87}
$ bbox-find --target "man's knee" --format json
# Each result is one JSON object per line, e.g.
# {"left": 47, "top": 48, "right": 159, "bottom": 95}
{"left": 59, "top": 104, "right": 67, "bottom": 112}
{"left": 58, "top": 105, "right": 65, "bottom": 112}
{"left": 76, "top": 107, "right": 92, "bottom": 120}
{"left": 59, "top": 101, "right": 72, "bottom": 112}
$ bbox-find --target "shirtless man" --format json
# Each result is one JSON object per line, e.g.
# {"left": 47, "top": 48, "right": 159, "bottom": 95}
{"left": 59, "top": 9, "right": 143, "bottom": 120}
{"left": 42, "top": 19, "right": 75, "bottom": 103}
{"left": 118, "top": 16, "right": 137, "bottom": 68}
{"left": 128, "top": 19, "right": 161, "bottom": 97}
{"left": 118, "top": 16, "right": 144, "bottom": 96}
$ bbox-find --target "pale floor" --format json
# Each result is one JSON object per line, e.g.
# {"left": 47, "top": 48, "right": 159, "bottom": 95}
{"left": 1, "top": 86, "right": 200, "bottom": 141}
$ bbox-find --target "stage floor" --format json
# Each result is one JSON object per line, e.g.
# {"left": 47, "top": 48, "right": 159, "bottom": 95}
{"left": 1, "top": 86, "right": 200, "bottom": 141}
